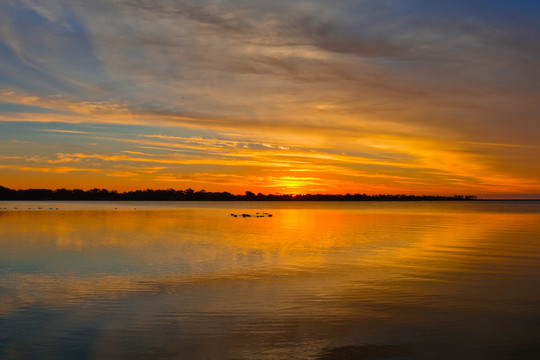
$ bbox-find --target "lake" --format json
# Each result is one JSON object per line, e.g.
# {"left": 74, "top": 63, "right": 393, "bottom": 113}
{"left": 1, "top": 201, "right": 539, "bottom": 359}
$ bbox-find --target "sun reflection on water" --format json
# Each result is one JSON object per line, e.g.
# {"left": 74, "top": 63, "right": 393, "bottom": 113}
{"left": 1, "top": 202, "right": 540, "bottom": 359}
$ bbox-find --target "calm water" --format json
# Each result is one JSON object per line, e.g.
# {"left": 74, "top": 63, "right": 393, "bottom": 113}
{"left": 1, "top": 201, "right": 539, "bottom": 359}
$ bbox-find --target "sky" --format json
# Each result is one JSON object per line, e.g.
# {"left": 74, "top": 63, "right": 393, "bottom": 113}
{"left": 1, "top": 0, "right": 539, "bottom": 197}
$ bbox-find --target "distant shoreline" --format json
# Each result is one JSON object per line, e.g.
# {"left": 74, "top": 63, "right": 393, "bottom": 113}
{"left": 1, "top": 185, "right": 482, "bottom": 201}
{"left": 2, "top": 186, "right": 539, "bottom": 201}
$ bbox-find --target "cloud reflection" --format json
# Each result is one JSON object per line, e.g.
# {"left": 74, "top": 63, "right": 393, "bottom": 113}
{"left": 1, "top": 205, "right": 540, "bottom": 358}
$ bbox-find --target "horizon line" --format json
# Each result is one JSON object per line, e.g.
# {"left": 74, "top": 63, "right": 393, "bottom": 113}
{"left": 2, "top": 185, "right": 539, "bottom": 200}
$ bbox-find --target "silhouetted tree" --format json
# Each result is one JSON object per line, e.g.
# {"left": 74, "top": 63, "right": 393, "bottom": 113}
{"left": 0, "top": 185, "right": 478, "bottom": 201}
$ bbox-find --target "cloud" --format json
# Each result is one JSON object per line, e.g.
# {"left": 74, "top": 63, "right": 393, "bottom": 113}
{"left": 42, "top": 129, "right": 96, "bottom": 135}
{"left": 1, "top": 0, "right": 539, "bottom": 195}
{"left": 0, "top": 164, "right": 101, "bottom": 174}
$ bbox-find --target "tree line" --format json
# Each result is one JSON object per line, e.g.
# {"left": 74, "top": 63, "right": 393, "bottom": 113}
{"left": 0, "top": 185, "right": 478, "bottom": 201}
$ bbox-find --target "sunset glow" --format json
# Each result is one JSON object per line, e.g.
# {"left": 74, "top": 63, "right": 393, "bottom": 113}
{"left": 1, "top": 1, "right": 539, "bottom": 197}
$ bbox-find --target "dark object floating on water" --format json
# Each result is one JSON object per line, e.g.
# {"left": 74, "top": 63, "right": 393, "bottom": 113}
{"left": 230, "top": 212, "right": 273, "bottom": 218}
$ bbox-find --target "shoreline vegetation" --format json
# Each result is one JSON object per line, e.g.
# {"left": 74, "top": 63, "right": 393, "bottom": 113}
{"left": 0, "top": 185, "right": 478, "bottom": 201}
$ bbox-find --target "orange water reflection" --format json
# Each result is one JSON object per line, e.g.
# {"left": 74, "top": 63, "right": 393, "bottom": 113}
{"left": 1, "top": 203, "right": 540, "bottom": 360}
{"left": 1, "top": 206, "right": 539, "bottom": 307}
